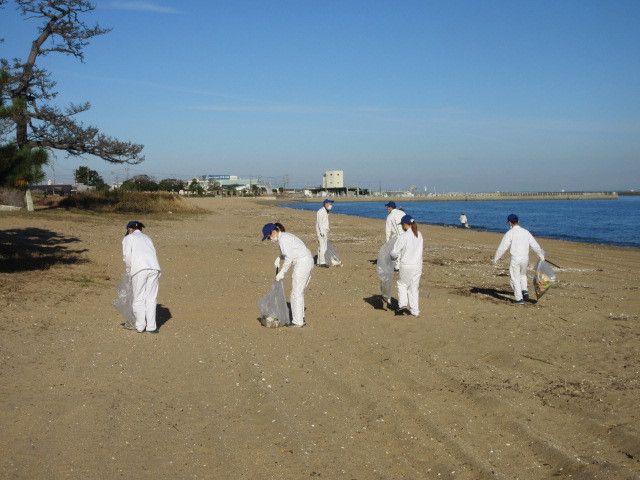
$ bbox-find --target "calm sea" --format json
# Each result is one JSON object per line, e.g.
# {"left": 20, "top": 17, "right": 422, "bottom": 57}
{"left": 280, "top": 196, "right": 640, "bottom": 249}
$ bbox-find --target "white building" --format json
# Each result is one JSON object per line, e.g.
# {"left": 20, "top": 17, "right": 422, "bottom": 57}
{"left": 322, "top": 170, "right": 344, "bottom": 189}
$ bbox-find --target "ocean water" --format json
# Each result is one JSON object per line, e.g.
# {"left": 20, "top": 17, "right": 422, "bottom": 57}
{"left": 280, "top": 196, "right": 640, "bottom": 248}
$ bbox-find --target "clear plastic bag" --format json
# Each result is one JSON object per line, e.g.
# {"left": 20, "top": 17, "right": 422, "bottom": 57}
{"left": 532, "top": 260, "right": 556, "bottom": 299}
{"left": 377, "top": 237, "right": 397, "bottom": 299}
{"left": 323, "top": 241, "right": 343, "bottom": 266}
{"left": 257, "top": 280, "right": 290, "bottom": 327}
{"left": 112, "top": 272, "right": 136, "bottom": 328}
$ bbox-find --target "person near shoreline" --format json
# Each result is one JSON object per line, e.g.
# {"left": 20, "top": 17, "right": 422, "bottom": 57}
{"left": 390, "top": 215, "right": 423, "bottom": 317}
{"left": 385, "top": 201, "right": 404, "bottom": 241}
{"left": 493, "top": 214, "right": 545, "bottom": 305}
{"left": 262, "top": 222, "right": 314, "bottom": 327}
{"left": 385, "top": 201, "right": 405, "bottom": 271}
{"left": 316, "top": 199, "right": 333, "bottom": 268}
{"left": 459, "top": 212, "right": 469, "bottom": 228}
{"left": 122, "top": 220, "right": 161, "bottom": 333}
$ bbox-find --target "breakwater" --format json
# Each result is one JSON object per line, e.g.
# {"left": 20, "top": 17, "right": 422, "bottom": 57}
{"left": 286, "top": 191, "right": 618, "bottom": 203}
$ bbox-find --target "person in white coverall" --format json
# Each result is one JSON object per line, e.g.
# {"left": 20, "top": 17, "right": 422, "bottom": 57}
{"left": 390, "top": 215, "right": 424, "bottom": 317}
{"left": 493, "top": 214, "right": 545, "bottom": 304}
{"left": 385, "top": 201, "right": 404, "bottom": 241}
{"left": 262, "top": 222, "right": 314, "bottom": 327}
{"left": 385, "top": 201, "right": 405, "bottom": 270}
{"left": 122, "top": 221, "right": 161, "bottom": 333}
{"left": 316, "top": 199, "right": 333, "bottom": 267}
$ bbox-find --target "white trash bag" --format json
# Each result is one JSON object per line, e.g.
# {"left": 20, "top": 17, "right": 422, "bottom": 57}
{"left": 257, "top": 280, "right": 290, "bottom": 328}
{"left": 377, "top": 237, "right": 397, "bottom": 301}
{"left": 323, "top": 241, "right": 343, "bottom": 267}
{"left": 112, "top": 273, "right": 136, "bottom": 328}
{"left": 532, "top": 259, "right": 556, "bottom": 300}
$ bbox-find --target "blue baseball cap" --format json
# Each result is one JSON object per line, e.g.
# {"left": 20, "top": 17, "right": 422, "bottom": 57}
{"left": 262, "top": 223, "right": 276, "bottom": 241}
{"left": 400, "top": 214, "right": 414, "bottom": 225}
{"left": 126, "top": 220, "right": 144, "bottom": 229}
{"left": 507, "top": 214, "right": 518, "bottom": 223}
{"left": 385, "top": 201, "right": 396, "bottom": 208}
{"left": 323, "top": 199, "right": 334, "bottom": 205}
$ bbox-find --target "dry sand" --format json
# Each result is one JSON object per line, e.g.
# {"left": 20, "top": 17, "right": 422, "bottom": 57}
{"left": 1, "top": 197, "right": 638, "bottom": 480}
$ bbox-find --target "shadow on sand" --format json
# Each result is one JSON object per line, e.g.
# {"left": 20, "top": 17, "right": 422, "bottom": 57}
{"left": 364, "top": 294, "right": 396, "bottom": 311}
{"left": 0, "top": 227, "right": 88, "bottom": 273}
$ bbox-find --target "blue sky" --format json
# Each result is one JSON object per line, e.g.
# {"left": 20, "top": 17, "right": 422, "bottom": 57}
{"left": 1, "top": 0, "right": 639, "bottom": 192}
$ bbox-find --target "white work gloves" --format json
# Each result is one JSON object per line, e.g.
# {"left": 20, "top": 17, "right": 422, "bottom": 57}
{"left": 274, "top": 257, "right": 281, "bottom": 269}
{"left": 275, "top": 271, "right": 285, "bottom": 282}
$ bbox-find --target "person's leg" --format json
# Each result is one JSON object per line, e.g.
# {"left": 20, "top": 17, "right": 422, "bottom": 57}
{"left": 130, "top": 271, "right": 148, "bottom": 332}
{"left": 317, "top": 234, "right": 328, "bottom": 265}
{"left": 397, "top": 267, "right": 410, "bottom": 310}
{"left": 509, "top": 257, "right": 524, "bottom": 301}
{"left": 291, "top": 257, "right": 313, "bottom": 325}
{"left": 519, "top": 258, "right": 529, "bottom": 294}
{"left": 407, "top": 267, "right": 422, "bottom": 316}
{"left": 144, "top": 270, "right": 160, "bottom": 331}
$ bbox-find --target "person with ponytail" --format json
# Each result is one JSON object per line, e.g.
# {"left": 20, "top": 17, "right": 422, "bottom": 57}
{"left": 261, "top": 222, "right": 314, "bottom": 327}
{"left": 122, "top": 220, "right": 162, "bottom": 333}
{"left": 390, "top": 215, "right": 424, "bottom": 317}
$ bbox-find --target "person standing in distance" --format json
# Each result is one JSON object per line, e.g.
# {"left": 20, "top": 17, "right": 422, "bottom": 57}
{"left": 385, "top": 201, "right": 405, "bottom": 271}
{"left": 390, "top": 215, "right": 424, "bottom": 317}
{"left": 316, "top": 199, "right": 333, "bottom": 268}
{"left": 263, "top": 222, "right": 314, "bottom": 327}
{"left": 459, "top": 212, "right": 469, "bottom": 228}
{"left": 385, "top": 201, "right": 404, "bottom": 241}
{"left": 493, "top": 214, "right": 545, "bottom": 305}
{"left": 122, "top": 221, "right": 161, "bottom": 333}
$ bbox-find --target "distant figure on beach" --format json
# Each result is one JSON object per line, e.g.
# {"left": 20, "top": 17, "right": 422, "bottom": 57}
{"left": 386, "top": 201, "right": 405, "bottom": 271}
{"left": 262, "top": 222, "right": 314, "bottom": 327}
{"left": 390, "top": 215, "right": 423, "bottom": 317}
{"left": 459, "top": 212, "right": 469, "bottom": 228}
{"left": 122, "top": 220, "right": 161, "bottom": 333}
{"left": 385, "top": 201, "right": 404, "bottom": 241}
{"left": 493, "top": 214, "right": 545, "bottom": 305}
{"left": 316, "top": 199, "right": 333, "bottom": 268}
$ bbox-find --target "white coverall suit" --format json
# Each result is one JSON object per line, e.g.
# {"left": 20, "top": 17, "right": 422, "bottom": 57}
{"left": 386, "top": 208, "right": 405, "bottom": 270}
{"left": 316, "top": 206, "right": 330, "bottom": 265}
{"left": 277, "top": 232, "right": 314, "bottom": 326}
{"left": 493, "top": 225, "right": 544, "bottom": 301}
{"left": 386, "top": 208, "right": 405, "bottom": 241}
{"left": 390, "top": 229, "right": 424, "bottom": 316}
{"left": 122, "top": 230, "right": 161, "bottom": 332}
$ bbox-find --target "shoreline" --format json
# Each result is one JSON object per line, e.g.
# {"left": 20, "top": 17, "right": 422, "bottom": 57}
{"left": 273, "top": 199, "right": 639, "bottom": 250}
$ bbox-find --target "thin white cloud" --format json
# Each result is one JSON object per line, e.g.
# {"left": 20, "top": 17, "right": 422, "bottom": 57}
{"left": 107, "top": 2, "right": 180, "bottom": 14}
{"left": 190, "top": 105, "right": 336, "bottom": 114}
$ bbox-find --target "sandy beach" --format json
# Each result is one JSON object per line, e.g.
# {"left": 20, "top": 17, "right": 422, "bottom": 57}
{"left": 1, "top": 197, "right": 638, "bottom": 479}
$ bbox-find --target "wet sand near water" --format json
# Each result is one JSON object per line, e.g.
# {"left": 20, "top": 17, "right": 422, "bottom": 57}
{"left": 1, "top": 197, "right": 638, "bottom": 479}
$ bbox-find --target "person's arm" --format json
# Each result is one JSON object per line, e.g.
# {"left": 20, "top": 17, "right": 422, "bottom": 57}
{"left": 122, "top": 236, "right": 132, "bottom": 273}
{"left": 276, "top": 236, "right": 293, "bottom": 279}
{"left": 320, "top": 207, "right": 329, "bottom": 236}
{"left": 493, "top": 232, "right": 510, "bottom": 264}
{"left": 530, "top": 235, "right": 545, "bottom": 261}
{"left": 390, "top": 233, "right": 406, "bottom": 260}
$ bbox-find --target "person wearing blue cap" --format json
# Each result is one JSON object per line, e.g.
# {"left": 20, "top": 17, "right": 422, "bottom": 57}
{"left": 493, "top": 214, "right": 545, "bottom": 304}
{"left": 316, "top": 199, "right": 334, "bottom": 267}
{"left": 262, "top": 222, "right": 314, "bottom": 327}
{"left": 385, "top": 201, "right": 404, "bottom": 242}
{"left": 122, "top": 221, "right": 161, "bottom": 333}
{"left": 385, "top": 201, "right": 405, "bottom": 271}
{"left": 390, "top": 215, "right": 424, "bottom": 317}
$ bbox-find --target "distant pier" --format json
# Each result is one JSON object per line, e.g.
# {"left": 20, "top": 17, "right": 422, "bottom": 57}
{"left": 284, "top": 191, "right": 619, "bottom": 203}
